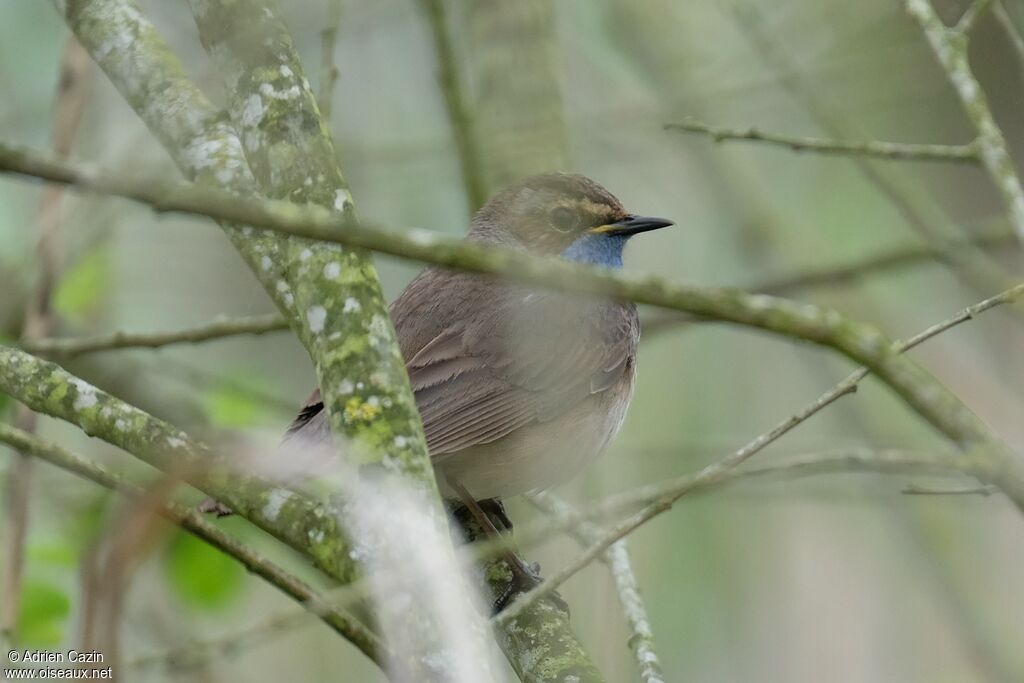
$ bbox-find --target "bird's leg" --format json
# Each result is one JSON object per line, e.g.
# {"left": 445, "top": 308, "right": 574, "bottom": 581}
{"left": 445, "top": 478, "right": 566, "bottom": 614}
{"left": 478, "top": 498, "right": 514, "bottom": 533}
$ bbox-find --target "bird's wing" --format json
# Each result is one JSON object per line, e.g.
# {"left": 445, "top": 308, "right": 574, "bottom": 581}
{"left": 405, "top": 286, "right": 638, "bottom": 456}
{"left": 285, "top": 271, "right": 637, "bottom": 459}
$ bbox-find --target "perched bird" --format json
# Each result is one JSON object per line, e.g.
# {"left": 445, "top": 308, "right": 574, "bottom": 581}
{"left": 286, "top": 173, "right": 672, "bottom": 529}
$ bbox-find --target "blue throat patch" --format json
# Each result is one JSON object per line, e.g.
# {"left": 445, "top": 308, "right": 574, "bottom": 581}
{"left": 559, "top": 233, "right": 629, "bottom": 267}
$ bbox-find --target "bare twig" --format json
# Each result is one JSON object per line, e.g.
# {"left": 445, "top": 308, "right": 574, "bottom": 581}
{"left": 902, "top": 483, "right": 996, "bottom": 495}
{"left": 1, "top": 36, "right": 90, "bottom": 649}
{"left": 495, "top": 283, "right": 1024, "bottom": 623}
{"left": 23, "top": 313, "right": 289, "bottom": 356}
{"left": 318, "top": 0, "right": 343, "bottom": 118}
{"left": 526, "top": 493, "right": 665, "bottom": 683}
{"left": 956, "top": 0, "right": 997, "bottom": 34}
{"left": 666, "top": 118, "right": 981, "bottom": 163}
{"left": 993, "top": 3, "right": 1024, "bottom": 66}
{"left": 908, "top": 0, "right": 1024, "bottom": 245}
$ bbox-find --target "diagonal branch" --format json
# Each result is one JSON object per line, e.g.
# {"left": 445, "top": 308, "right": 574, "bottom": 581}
{"left": 0, "top": 344, "right": 365, "bottom": 583}
{"left": 495, "top": 283, "right": 1024, "bottom": 620}
{"left": 0, "top": 141, "right": 1013, "bottom": 462}
{"left": 907, "top": 0, "right": 1024, "bottom": 245}
{"left": 0, "top": 422, "right": 384, "bottom": 664}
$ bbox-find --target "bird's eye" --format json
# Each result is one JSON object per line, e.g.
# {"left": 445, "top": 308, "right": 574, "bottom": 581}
{"left": 550, "top": 207, "right": 578, "bottom": 233}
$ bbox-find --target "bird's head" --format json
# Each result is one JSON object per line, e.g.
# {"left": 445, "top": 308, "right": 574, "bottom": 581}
{"left": 469, "top": 173, "right": 673, "bottom": 267}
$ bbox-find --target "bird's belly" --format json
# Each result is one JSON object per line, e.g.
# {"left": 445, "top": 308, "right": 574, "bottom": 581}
{"left": 435, "top": 371, "right": 635, "bottom": 500}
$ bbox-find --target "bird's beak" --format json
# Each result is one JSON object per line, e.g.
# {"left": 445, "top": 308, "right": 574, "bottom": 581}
{"left": 588, "top": 214, "right": 675, "bottom": 237}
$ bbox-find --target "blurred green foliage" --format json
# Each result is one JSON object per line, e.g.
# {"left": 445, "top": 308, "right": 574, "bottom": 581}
{"left": 164, "top": 529, "right": 244, "bottom": 610}
{"left": 16, "top": 580, "right": 71, "bottom": 647}
{"left": 53, "top": 247, "right": 110, "bottom": 321}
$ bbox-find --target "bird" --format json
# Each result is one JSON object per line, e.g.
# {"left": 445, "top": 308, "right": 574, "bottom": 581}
{"left": 283, "top": 173, "right": 673, "bottom": 597}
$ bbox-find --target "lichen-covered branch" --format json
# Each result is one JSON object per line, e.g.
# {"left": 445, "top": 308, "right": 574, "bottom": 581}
{"left": 642, "top": 225, "right": 1016, "bottom": 337}
{"left": 666, "top": 118, "right": 981, "bottom": 163}
{"left": 59, "top": 0, "right": 295, "bottom": 316}
{"left": 50, "top": 0, "right": 594, "bottom": 675}
{"left": 184, "top": 0, "right": 439, "bottom": 495}
{"left": 0, "top": 344, "right": 370, "bottom": 582}
{"left": 184, "top": 2, "right": 499, "bottom": 679}
{"left": 907, "top": 0, "right": 1024, "bottom": 244}
{"left": 0, "top": 421, "right": 384, "bottom": 665}
{"left": 0, "top": 143, "right": 1013, "bottom": 462}
{"left": 23, "top": 313, "right": 288, "bottom": 356}
{"left": 527, "top": 493, "right": 664, "bottom": 683}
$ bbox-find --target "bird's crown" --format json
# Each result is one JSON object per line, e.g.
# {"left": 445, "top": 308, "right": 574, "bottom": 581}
{"left": 469, "top": 173, "right": 672, "bottom": 258}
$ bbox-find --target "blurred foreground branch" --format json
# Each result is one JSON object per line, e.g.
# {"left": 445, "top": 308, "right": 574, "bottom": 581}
{"left": 527, "top": 493, "right": 665, "bottom": 683}
{"left": 0, "top": 422, "right": 383, "bottom": 664}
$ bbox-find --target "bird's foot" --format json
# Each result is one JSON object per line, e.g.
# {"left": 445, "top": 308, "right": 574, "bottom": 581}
{"left": 493, "top": 558, "right": 570, "bottom": 616}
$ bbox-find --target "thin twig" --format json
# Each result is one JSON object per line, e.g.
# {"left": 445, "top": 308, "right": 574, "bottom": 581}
{"left": 908, "top": 0, "right": 1024, "bottom": 245}
{"left": 666, "top": 119, "right": 980, "bottom": 163}
{"left": 495, "top": 283, "right": 1024, "bottom": 624}
{"left": 23, "top": 313, "right": 289, "bottom": 356}
{"left": 317, "top": 0, "right": 343, "bottom": 118}
{"left": 994, "top": 3, "right": 1024, "bottom": 66}
{"left": 902, "top": 483, "right": 996, "bottom": 495}
{"left": 956, "top": 0, "right": 997, "bottom": 34}
{"left": 526, "top": 493, "right": 665, "bottom": 683}
{"left": 1, "top": 36, "right": 90, "bottom": 649}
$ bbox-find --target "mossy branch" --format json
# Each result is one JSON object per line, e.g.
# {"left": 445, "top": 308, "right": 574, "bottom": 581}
{"left": 58, "top": 0, "right": 588, "bottom": 679}
{"left": 0, "top": 141, "right": 1014, "bottom": 460}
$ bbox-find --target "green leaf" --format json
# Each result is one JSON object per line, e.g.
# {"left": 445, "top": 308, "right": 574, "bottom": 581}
{"left": 165, "top": 529, "right": 244, "bottom": 610}
{"left": 201, "top": 375, "right": 272, "bottom": 427}
{"left": 16, "top": 580, "right": 70, "bottom": 647}
{"left": 53, "top": 247, "right": 110, "bottom": 318}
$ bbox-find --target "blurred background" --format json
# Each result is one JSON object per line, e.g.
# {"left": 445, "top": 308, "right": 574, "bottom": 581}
{"left": 1, "top": 0, "right": 1023, "bottom": 681}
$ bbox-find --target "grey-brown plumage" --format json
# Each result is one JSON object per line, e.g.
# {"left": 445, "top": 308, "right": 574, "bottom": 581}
{"left": 286, "top": 174, "right": 672, "bottom": 501}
